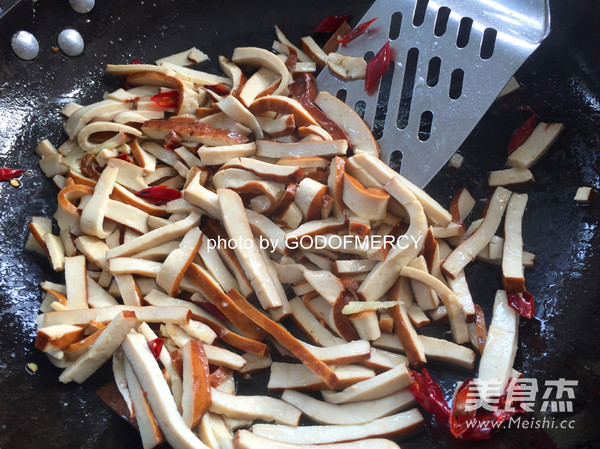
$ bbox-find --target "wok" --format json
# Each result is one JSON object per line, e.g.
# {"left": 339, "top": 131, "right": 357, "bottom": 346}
{"left": 0, "top": 0, "right": 598, "bottom": 448}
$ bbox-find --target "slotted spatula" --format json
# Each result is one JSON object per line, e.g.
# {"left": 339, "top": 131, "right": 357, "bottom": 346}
{"left": 317, "top": 0, "right": 551, "bottom": 188}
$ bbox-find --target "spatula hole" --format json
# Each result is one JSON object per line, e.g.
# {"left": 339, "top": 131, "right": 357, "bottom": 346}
{"left": 413, "top": 0, "right": 429, "bottom": 27}
{"left": 427, "top": 57, "right": 441, "bottom": 87}
{"left": 363, "top": 51, "right": 374, "bottom": 62}
{"left": 449, "top": 68, "right": 464, "bottom": 99}
{"left": 397, "top": 47, "right": 419, "bottom": 130}
{"left": 336, "top": 89, "right": 347, "bottom": 102}
{"left": 354, "top": 100, "right": 366, "bottom": 119}
{"left": 389, "top": 12, "right": 403, "bottom": 40}
{"left": 418, "top": 110, "right": 433, "bottom": 141}
{"left": 480, "top": 28, "right": 497, "bottom": 59}
{"left": 434, "top": 7, "right": 451, "bottom": 37}
{"left": 390, "top": 151, "right": 403, "bottom": 172}
{"left": 456, "top": 17, "right": 473, "bottom": 48}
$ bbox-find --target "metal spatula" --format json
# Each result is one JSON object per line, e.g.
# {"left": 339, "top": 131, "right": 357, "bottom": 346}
{"left": 317, "top": 0, "right": 551, "bottom": 188}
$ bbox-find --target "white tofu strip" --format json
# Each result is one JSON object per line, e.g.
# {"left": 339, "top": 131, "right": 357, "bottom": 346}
{"left": 198, "top": 237, "right": 240, "bottom": 292}
{"left": 488, "top": 168, "right": 534, "bottom": 187}
{"left": 289, "top": 297, "right": 344, "bottom": 347}
{"left": 447, "top": 271, "right": 476, "bottom": 319}
{"left": 478, "top": 290, "right": 519, "bottom": 400}
{"left": 122, "top": 333, "right": 209, "bottom": 449}
{"left": 332, "top": 259, "right": 378, "bottom": 275}
{"left": 144, "top": 289, "right": 227, "bottom": 328}
{"left": 358, "top": 177, "right": 427, "bottom": 302}
{"left": 59, "top": 310, "right": 137, "bottom": 383}
{"left": 44, "top": 233, "right": 66, "bottom": 271}
{"left": 41, "top": 305, "right": 190, "bottom": 327}
{"left": 321, "top": 364, "right": 411, "bottom": 405}
{"left": 232, "top": 47, "right": 290, "bottom": 96}
{"left": 300, "top": 340, "right": 371, "bottom": 365}
{"left": 217, "top": 95, "right": 263, "bottom": 139}
{"left": 106, "top": 212, "right": 201, "bottom": 259}
{"left": 210, "top": 388, "right": 302, "bottom": 426}
{"left": 246, "top": 209, "right": 286, "bottom": 254}
{"left": 183, "top": 171, "right": 222, "bottom": 219}
{"left": 256, "top": 139, "right": 348, "bottom": 158}
{"left": 240, "top": 352, "right": 273, "bottom": 374}
{"left": 217, "top": 189, "right": 285, "bottom": 309}
{"left": 373, "top": 334, "right": 476, "bottom": 370}
{"left": 303, "top": 270, "right": 344, "bottom": 306}
{"left": 235, "top": 431, "right": 400, "bottom": 449}
{"left": 161, "top": 322, "right": 217, "bottom": 348}
{"left": 112, "top": 349, "right": 134, "bottom": 417}
{"left": 138, "top": 322, "right": 184, "bottom": 410}
{"left": 350, "top": 153, "right": 452, "bottom": 227}
{"left": 64, "top": 255, "right": 89, "bottom": 310}
{"left": 389, "top": 303, "right": 426, "bottom": 368}
{"left": 114, "top": 274, "right": 143, "bottom": 306}
{"left": 80, "top": 165, "right": 119, "bottom": 239}
{"left": 198, "top": 143, "right": 257, "bottom": 166}
{"left": 502, "top": 193, "right": 528, "bottom": 292}
{"left": 281, "top": 389, "right": 415, "bottom": 425}
{"left": 110, "top": 258, "right": 162, "bottom": 277}
{"left": 507, "top": 122, "right": 564, "bottom": 169}
{"left": 124, "top": 357, "right": 165, "bottom": 449}
{"left": 268, "top": 362, "right": 375, "bottom": 391}
{"left": 74, "top": 235, "right": 109, "bottom": 271}
{"left": 407, "top": 256, "right": 439, "bottom": 311}
{"left": 362, "top": 348, "right": 407, "bottom": 371}
{"left": 87, "top": 276, "right": 119, "bottom": 307}
{"left": 400, "top": 266, "right": 469, "bottom": 344}
{"left": 250, "top": 410, "right": 423, "bottom": 444}
{"left": 35, "top": 324, "right": 84, "bottom": 351}
{"left": 199, "top": 413, "right": 234, "bottom": 449}
{"left": 105, "top": 199, "right": 151, "bottom": 234}
{"left": 442, "top": 187, "right": 512, "bottom": 279}
{"left": 156, "top": 227, "right": 203, "bottom": 296}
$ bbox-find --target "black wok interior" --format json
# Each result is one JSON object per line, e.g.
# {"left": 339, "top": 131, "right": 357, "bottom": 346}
{"left": 0, "top": 0, "right": 598, "bottom": 448}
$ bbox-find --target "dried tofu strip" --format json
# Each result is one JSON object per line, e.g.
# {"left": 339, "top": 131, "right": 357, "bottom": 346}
{"left": 210, "top": 388, "right": 302, "bottom": 426}
{"left": 358, "top": 177, "right": 427, "bottom": 302}
{"left": 256, "top": 139, "right": 348, "bottom": 158}
{"left": 442, "top": 187, "right": 512, "bottom": 279}
{"left": 507, "top": 122, "right": 564, "bottom": 169}
{"left": 198, "top": 237, "right": 239, "bottom": 292}
{"left": 300, "top": 340, "right": 371, "bottom": 365}
{"left": 267, "top": 362, "right": 375, "bottom": 391}
{"left": 112, "top": 349, "right": 134, "bottom": 417}
{"left": 232, "top": 47, "right": 291, "bottom": 96}
{"left": 156, "top": 227, "right": 203, "bottom": 296}
{"left": 59, "top": 310, "right": 137, "bottom": 383}
{"left": 488, "top": 168, "right": 534, "bottom": 187}
{"left": 321, "top": 364, "right": 411, "bottom": 405}
{"left": 289, "top": 297, "right": 344, "bottom": 347}
{"left": 281, "top": 389, "right": 415, "bottom": 425}
{"left": 447, "top": 271, "right": 476, "bottom": 319}
{"left": 114, "top": 274, "right": 143, "bottom": 306}
{"left": 236, "top": 431, "right": 400, "bottom": 449}
{"left": 218, "top": 189, "right": 285, "bottom": 309}
{"left": 198, "top": 143, "right": 257, "bottom": 166}
{"left": 122, "top": 332, "right": 210, "bottom": 449}
{"left": 80, "top": 165, "right": 119, "bottom": 239}
{"left": 64, "top": 255, "right": 89, "bottom": 310}
{"left": 250, "top": 410, "right": 423, "bottom": 444}
{"left": 400, "top": 266, "right": 469, "bottom": 344}
{"left": 373, "top": 334, "right": 475, "bottom": 370}
{"left": 477, "top": 290, "right": 519, "bottom": 400}
{"left": 502, "top": 193, "right": 528, "bottom": 292}
{"left": 199, "top": 413, "right": 235, "bottom": 449}
{"left": 181, "top": 340, "right": 212, "bottom": 429}
{"left": 41, "top": 305, "right": 190, "bottom": 327}
{"left": 106, "top": 212, "right": 201, "bottom": 259}
{"left": 389, "top": 303, "right": 426, "bottom": 368}
{"left": 123, "top": 357, "right": 165, "bottom": 449}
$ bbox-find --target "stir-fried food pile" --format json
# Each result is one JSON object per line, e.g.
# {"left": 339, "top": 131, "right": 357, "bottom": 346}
{"left": 27, "top": 21, "right": 564, "bottom": 449}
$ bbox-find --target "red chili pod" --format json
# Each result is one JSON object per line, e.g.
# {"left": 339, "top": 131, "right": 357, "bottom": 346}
{"left": 147, "top": 338, "right": 164, "bottom": 360}
{"left": 150, "top": 90, "right": 179, "bottom": 108}
{"left": 130, "top": 58, "right": 142, "bottom": 65}
{"left": 507, "top": 291, "right": 535, "bottom": 318}
{"left": 337, "top": 17, "right": 378, "bottom": 46}
{"left": 507, "top": 109, "right": 539, "bottom": 154}
{"left": 134, "top": 185, "right": 181, "bottom": 205}
{"left": 204, "top": 84, "right": 231, "bottom": 96}
{"left": 312, "top": 14, "right": 353, "bottom": 33}
{"left": 0, "top": 168, "right": 24, "bottom": 181}
{"left": 409, "top": 369, "right": 451, "bottom": 424}
{"left": 365, "top": 41, "right": 391, "bottom": 94}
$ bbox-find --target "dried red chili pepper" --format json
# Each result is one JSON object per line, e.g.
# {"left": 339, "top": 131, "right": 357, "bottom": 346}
{"left": 114, "top": 153, "right": 134, "bottom": 163}
{"left": 409, "top": 369, "right": 451, "bottom": 423}
{"left": 197, "top": 301, "right": 228, "bottom": 322}
{"left": 151, "top": 90, "right": 179, "bottom": 108}
{"left": 312, "top": 14, "right": 353, "bottom": 33}
{"left": 450, "top": 378, "right": 525, "bottom": 440}
{"left": 337, "top": 17, "right": 378, "bottom": 46}
{"left": 147, "top": 338, "right": 164, "bottom": 360}
{"left": 134, "top": 185, "right": 181, "bottom": 205}
{"left": 0, "top": 168, "right": 24, "bottom": 182}
{"left": 204, "top": 84, "right": 231, "bottom": 96}
{"left": 365, "top": 41, "right": 391, "bottom": 94}
{"left": 508, "top": 291, "right": 535, "bottom": 319}
{"left": 507, "top": 107, "right": 540, "bottom": 154}
{"left": 130, "top": 58, "right": 142, "bottom": 65}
